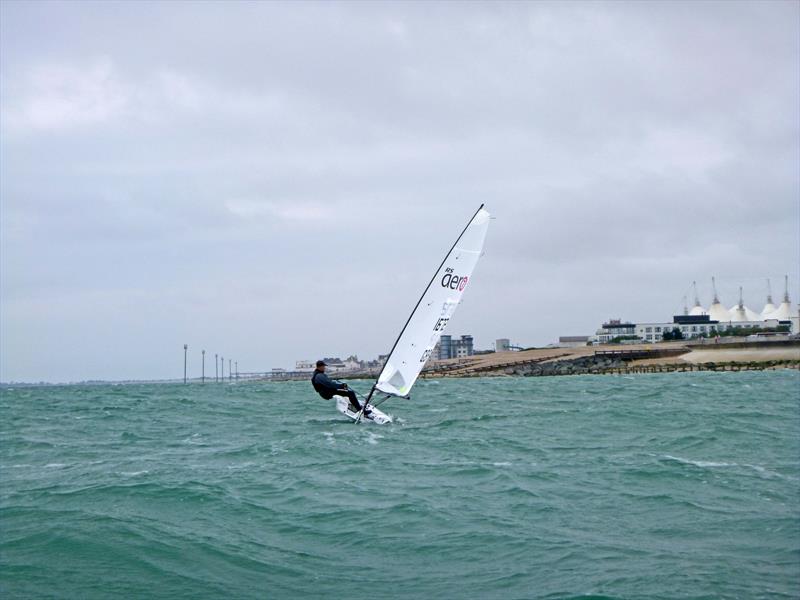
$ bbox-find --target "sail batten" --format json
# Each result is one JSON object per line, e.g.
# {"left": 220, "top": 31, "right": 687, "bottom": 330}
{"left": 370, "top": 205, "right": 491, "bottom": 399}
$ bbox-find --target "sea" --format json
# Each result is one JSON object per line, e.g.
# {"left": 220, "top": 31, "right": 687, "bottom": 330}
{"left": 1, "top": 370, "right": 798, "bottom": 599}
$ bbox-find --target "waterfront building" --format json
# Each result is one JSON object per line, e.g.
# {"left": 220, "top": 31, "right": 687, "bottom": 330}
{"left": 592, "top": 320, "right": 637, "bottom": 344}
{"left": 591, "top": 315, "right": 787, "bottom": 344}
{"left": 437, "top": 335, "right": 453, "bottom": 360}
{"left": 436, "top": 334, "right": 475, "bottom": 359}
{"left": 690, "top": 276, "right": 794, "bottom": 323}
{"left": 636, "top": 315, "right": 785, "bottom": 342}
{"left": 454, "top": 335, "right": 474, "bottom": 357}
{"left": 558, "top": 336, "right": 590, "bottom": 348}
{"left": 496, "top": 338, "right": 511, "bottom": 352}
{"left": 588, "top": 275, "right": 797, "bottom": 344}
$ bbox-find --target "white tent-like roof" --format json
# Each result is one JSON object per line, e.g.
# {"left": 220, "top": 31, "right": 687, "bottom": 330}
{"left": 707, "top": 277, "right": 730, "bottom": 322}
{"left": 744, "top": 307, "right": 762, "bottom": 321}
{"left": 726, "top": 287, "right": 762, "bottom": 322}
{"left": 766, "top": 301, "right": 793, "bottom": 321}
{"left": 698, "top": 276, "right": 793, "bottom": 325}
{"left": 761, "top": 279, "right": 776, "bottom": 316}
{"left": 687, "top": 281, "right": 705, "bottom": 316}
{"left": 766, "top": 277, "right": 794, "bottom": 321}
{"left": 708, "top": 301, "right": 731, "bottom": 322}
{"left": 728, "top": 304, "right": 749, "bottom": 322}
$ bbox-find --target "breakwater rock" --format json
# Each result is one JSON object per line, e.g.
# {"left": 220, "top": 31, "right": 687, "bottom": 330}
{"left": 510, "top": 355, "right": 626, "bottom": 377}
{"left": 510, "top": 357, "right": 799, "bottom": 377}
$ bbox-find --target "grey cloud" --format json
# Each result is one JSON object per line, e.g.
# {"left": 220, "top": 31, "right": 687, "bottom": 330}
{"left": 1, "top": 1, "right": 797, "bottom": 381}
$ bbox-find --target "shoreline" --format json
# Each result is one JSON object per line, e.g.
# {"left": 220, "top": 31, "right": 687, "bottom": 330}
{"left": 418, "top": 339, "right": 800, "bottom": 379}
{"left": 241, "top": 339, "right": 800, "bottom": 382}
{"left": 4, "top": 339, "right": 797, "bottom": 387}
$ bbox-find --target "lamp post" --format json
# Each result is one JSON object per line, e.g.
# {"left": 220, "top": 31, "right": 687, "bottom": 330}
{"left": 215, "top": 354, "right": 218, "bottom": 382}
{"left": 235, "top": 361, "right": 238, "bottom": 381}
{"left": 221, "top": 356, "right": 224, "bottom": 381}
{"left": 183, "top": 344, "right": 188, "bottom": 384}
{"left": 229, "top": 359, "right": 232, "bottom": 382}
{"left": 201, "top": 350, "right": 205, "bottom": 383}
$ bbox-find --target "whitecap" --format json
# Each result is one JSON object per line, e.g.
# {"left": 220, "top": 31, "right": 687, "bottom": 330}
{"left": 662, "top": 455, "right": 736, "bottom": 468}
{"left": 743, "top": 464, "right": 797, "bottom": 481}
{"left": 226, "top": 462, "right": 255, "bottom": 471}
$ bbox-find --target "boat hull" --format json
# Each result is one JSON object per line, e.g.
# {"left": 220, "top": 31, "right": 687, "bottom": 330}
{"left": 334, "top": 395, "right": 393, "bottom": 424}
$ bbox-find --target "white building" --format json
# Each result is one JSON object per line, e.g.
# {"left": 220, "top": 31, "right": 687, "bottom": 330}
{"left": 592, "top": 315, "right": 789, "bottom": 344}
{"left": 591, "top": 320, "right": 637, "bottom": 344}
{"left": 558, "top": 336, "right": 590, "bottom": 348}
{"left": 636, "top": 317, "right": 784, "bottom": 342}
{"left": 296, "top": 357, "right": 361, "bottom": 372}
{"left": 589, "top": 277, "right": 797, "bottom": 344}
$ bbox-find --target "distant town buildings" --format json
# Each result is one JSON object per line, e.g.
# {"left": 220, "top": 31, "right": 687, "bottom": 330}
{"left": 587, "top": 277, "right": 797, "bottom": 344}
{"left": 495, "top": 338, "right": 511, "bottom": 352}
{"left": 289, "top": 279, "right": 797, "bottom": 375}
{"left": 295, "top": 355, "right": 363, "bottom": 372}
{"left": 434, "top": 334, "right": 475, "bottom": 360}
{"left": 591, "top": 314, "right": 790, "bottom": 344}
{"left": 558, "top": 336, "right": 590, "bottom": 348}
{"left": 591, "top": 320, "right": 637, "bottom": 344}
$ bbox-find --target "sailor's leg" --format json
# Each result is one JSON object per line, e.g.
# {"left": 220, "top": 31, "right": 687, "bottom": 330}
{"left": 344, "top": 389, "right": 362, "bottom": 412}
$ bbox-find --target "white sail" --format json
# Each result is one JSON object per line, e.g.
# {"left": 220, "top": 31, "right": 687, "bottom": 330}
{"left": 373, "top": 205, "right": 490, "bottom": 397}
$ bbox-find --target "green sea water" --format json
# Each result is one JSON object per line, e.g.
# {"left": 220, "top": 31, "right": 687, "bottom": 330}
{"left": 1, "top": 371, "right": 798, "bottom": 599}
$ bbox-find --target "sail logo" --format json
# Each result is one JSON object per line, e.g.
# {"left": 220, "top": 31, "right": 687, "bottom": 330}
{"left": 441, "top": 267, "right": 468, "bottom": 292}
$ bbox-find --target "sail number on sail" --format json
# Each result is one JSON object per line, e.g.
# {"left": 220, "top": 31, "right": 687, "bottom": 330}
{"left": 419, "top": 299, "right": 459, "bottom": 363}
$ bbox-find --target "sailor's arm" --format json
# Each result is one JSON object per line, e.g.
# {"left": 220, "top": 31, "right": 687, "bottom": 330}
{"left": 318, "top": 373, "right": 346, "bottom": 392}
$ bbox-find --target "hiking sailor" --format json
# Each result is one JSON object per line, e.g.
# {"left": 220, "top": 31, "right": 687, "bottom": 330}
{"left": 311, "top": 360, "right": 371, "bottom": 415}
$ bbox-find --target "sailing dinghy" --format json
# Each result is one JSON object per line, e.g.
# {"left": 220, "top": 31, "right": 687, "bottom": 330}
{"left": 335, "top": 204, "right": 491, "bottom": 424}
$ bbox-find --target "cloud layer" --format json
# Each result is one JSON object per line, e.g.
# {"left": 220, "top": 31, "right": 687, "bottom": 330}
{"left": 1, "top": 1, "right": 798, "bottom": 381}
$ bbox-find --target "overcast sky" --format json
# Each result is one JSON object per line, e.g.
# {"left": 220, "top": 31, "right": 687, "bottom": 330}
{"left": 1, "top": 1, "right": 798, "bottom": 382}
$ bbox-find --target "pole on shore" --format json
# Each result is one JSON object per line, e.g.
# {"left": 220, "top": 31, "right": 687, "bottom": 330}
{"left": 229, "top": 359, "right": 232, "bottom": 382}
{"left": 221, "top": 356, "right": 224, "bottom": 381}
{"left": 215, "top": 354, "right": 218, "bottom": 382}
{"left": 201, "top": 350, "right": 205, "bottom": 384}
{"left": 183, "top": 344, "right": 188, "bottom": 384}
{"left": 235, "top": 361, "right": 238, "bottom": 380}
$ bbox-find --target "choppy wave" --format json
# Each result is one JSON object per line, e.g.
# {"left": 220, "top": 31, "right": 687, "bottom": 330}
{"left": 1, "top": 370, "right": 798, "bottom": 599}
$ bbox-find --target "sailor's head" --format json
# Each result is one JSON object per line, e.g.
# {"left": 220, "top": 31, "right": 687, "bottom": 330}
{"left": 316, "top": 360, "right": 326, "bottom": 372}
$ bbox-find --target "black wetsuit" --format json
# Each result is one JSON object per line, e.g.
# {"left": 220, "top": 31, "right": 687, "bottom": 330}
{"left": 311, "top": 369, "right": 364, "bottom": 412}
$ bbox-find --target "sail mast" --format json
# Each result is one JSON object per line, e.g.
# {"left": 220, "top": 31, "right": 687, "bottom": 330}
{"left": 365, "top": 204, "right": 486, "bottom": 405}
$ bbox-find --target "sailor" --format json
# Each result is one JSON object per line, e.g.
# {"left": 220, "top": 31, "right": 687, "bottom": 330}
{"left": 311, "top": 360, "right": 371, "bottom": 415}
